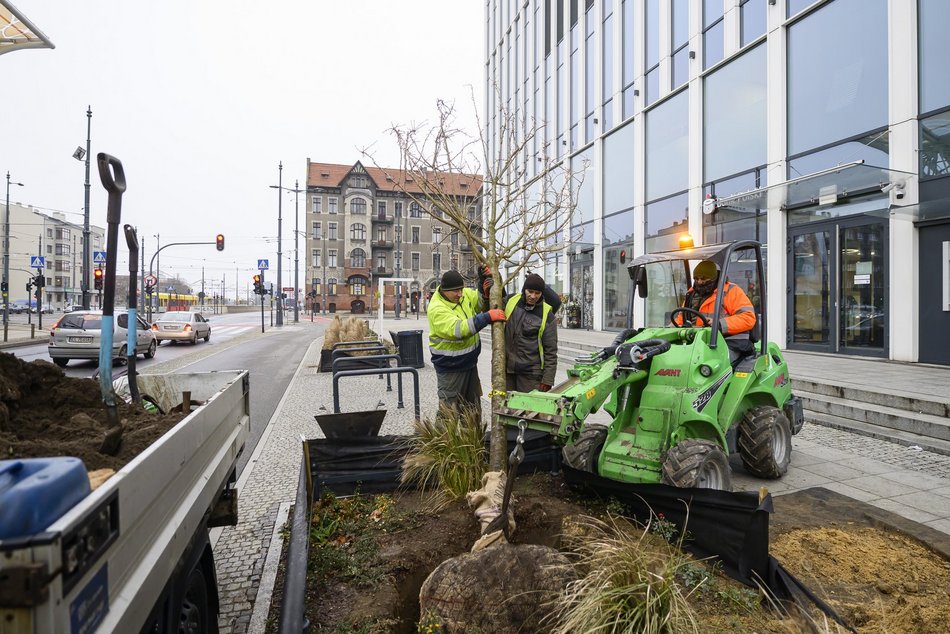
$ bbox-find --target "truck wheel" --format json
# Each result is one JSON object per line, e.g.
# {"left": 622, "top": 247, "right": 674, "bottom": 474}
{"left": 178, "top": 565, "right": 211, "bottom": 634}
{"left": 562, "top": 425, "right": 607, "bottom": 474}
{"left": 738, "top": 406, "right": 792, "bottom": 479}
{"left": 662, "top": 439, "right": 732, "bottom": 491}
{"left": 53, "top": 358, "right": 69, "bottom": 367}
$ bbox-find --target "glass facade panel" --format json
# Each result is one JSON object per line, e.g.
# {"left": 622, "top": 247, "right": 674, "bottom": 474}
{"left": 672, "top": 0, "right": 688, "bottom": 48}
{"left": 920, "top": 0, "right": 950, "bottom": 114}
{"left": 604, "top": 208, "right": 635, "bottom": 245}
{"left": 603, "top": 13, "right": 614, "bottom": 104}
{"left": 603, "top": 242, "right": 632, "bottom": 330}
{"left": 646, "top": 90, "right": 689, "bottom": 200}
{"left": 740, "top": 0, "right": 766, "bottom": 47}
{"left": 604, "top": 121, "right": 636, "bottom": 213}
{"left": 792, "top": 230, "right": 832, "bottom": 345}
{"left": 787, "top": 0, "right": 815, "bottom": 18}
{"left": 704, "top": 45, "right": 767, "bottom": 182}
{"left": 572, "top": 147, "right": 596, "bottom": 225}
{"left": 645, "top": 67, "right": 660, "bottom": 106}
{"left": 788, "top": 132, "right": 890, "bottom": 176}
{"left": 571, "top": 220, "right": 595, "bottom": 245}
{"left": 788, "top": 0, "right": 888, "bottom": 155}
{"left": 645, "top": 192, "right": 689, "bottom": 252}
{"left": 672, "top": 47, "right": 689, "bottom": 88}
{"left": 623, "top": 86, "right": 637, "bottom": 120}
{"left": 704, "top": 20, "right": 724, "bottom": 70}
{"left": 920, "top": 111, "right": 950, "bottom": 178}
{"left": 704, "top": 0, "right": 724, "bottom": 27}
{"left": 646, "top": 0, "right": 660, "bottom": 68}
{"left": 623, "top": 0, "right": 636, "bottom": 88}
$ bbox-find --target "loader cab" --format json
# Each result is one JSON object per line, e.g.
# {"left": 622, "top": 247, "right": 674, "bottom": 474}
{"left": 626, "top": 240, "right": 766, "bottom": 362}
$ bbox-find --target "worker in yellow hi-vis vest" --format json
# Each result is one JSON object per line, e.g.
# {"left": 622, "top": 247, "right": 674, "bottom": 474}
{"left": 482, "top": 270, "right": 560, "bottom": 393}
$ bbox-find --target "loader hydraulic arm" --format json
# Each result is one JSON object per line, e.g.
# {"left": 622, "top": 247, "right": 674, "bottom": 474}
{"left": 497, "top": 336, "right": 673, "bottom": 445}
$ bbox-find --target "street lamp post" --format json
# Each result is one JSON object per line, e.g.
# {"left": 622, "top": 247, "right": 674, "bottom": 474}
{"left": 72, "top": 106, "right": 93, "bottom": 310}
{"left": 294, "top": 180, "right": 299, "bottom": 323}
{"left": 322, "top": 234, "right": 327, "bottom": 316}
{"left": 4, "top": 172, "right": 24, "bottom": 341}
{"left": 270, "top": 174, "right": 303, "bottom": 324}
{"left": 267, "top": 163, "right": 285, "bottom": 326}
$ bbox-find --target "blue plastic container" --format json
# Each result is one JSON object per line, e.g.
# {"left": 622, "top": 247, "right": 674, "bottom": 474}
{"left": 0, "top": 457, "right": 91, "bottom": 540}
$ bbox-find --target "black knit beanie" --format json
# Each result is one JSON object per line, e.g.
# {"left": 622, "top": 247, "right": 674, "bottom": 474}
{"left": 440, "top": 270, "right": 465, "bottom": 291}
{"left": 523, "top": 273, "right": 545, "bottom": 292}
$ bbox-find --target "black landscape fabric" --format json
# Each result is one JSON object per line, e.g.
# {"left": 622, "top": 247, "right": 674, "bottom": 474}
{"left": 308, "top": 436, "right": 409, "bottom": 498}
{"left": 561, "top": 465, "right": 770, "bottom": 584}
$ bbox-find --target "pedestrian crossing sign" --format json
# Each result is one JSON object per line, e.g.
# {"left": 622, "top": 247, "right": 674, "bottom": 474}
{"left": 30, "top": 256, "right": 45, "bottom": 269}
{"left": 93, "top": 251, "right": 107, "bottom": 264}
{"left": 257, "top": 259, "right": 269, "bottom": 270}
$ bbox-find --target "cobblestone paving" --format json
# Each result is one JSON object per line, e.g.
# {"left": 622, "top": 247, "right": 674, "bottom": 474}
{"left": 796, "top": 424, "right": 950, "bottom": 479}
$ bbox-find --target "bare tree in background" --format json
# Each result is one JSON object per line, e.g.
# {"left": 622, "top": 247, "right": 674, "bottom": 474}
{"left": 364, "top": 89, "right": 586, "bottom": 470}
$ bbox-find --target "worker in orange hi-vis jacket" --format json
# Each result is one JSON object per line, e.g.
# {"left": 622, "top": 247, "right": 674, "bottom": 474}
{"left": 677, "top": 260, "right": 756, "bottom": 337}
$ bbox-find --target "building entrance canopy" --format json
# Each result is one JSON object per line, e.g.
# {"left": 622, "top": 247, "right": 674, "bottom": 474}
{"left": 711, "top": 161, "right": 914, "bottom": 214}
{"left": 884, "top": 198, "right": 950, "bottom": 224}
{"left": 1, "top": 1, "right": 54, "bottom": 56}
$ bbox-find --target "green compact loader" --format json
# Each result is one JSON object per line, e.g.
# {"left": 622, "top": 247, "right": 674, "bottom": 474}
{"left": 498, "top": 240, "right": 803, "bottom": 491}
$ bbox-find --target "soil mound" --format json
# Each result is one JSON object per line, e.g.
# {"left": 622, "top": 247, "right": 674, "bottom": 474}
{"left": 0, "top": 353, "right": 184, "bottom": 471}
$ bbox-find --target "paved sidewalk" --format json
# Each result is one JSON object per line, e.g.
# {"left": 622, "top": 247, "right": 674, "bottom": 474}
{"left": 215, "top": 316, "right": 950, "bottom": 633}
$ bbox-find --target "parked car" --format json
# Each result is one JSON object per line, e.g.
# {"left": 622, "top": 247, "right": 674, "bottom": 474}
{"left": 47, "top": 310, "right": 157, "bottom": 367}
{"left": 65, "top": 304, "right": 85, "bottom": 313}
{"left": 151, "top": 310, "right": 211, "bottom": 344}
{"left": 7, "top": 304, "right": 28, "bottom": 314}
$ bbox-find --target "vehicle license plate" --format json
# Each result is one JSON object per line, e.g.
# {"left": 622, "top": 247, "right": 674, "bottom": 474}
{"left": 69, "top": 336, "right": 93, "bottom": 343}
{"left": 163, "top": 325, "right": 178, "bottom": 331}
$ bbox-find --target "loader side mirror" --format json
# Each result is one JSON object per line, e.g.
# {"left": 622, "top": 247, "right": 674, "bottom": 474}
{"left": 633, "top": 266, "right": 648, "bottom": 298}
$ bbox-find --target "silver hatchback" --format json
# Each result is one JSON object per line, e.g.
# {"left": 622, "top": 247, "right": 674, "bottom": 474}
{"left": 150, "top": 311, "right": 211, "bottom": 344}
{"left": 48, "top": 310, "right": 157, "bottom": 367}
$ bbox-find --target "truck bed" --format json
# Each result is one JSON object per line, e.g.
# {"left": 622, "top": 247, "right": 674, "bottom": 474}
{"left": 0, "top": 370, "right": 250, "bottom": 634}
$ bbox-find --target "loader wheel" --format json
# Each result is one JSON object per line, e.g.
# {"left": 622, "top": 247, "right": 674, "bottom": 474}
{"left": 738, "top": 406, "right": 792, "bottom": 479}
{"left": 562, "top": 426, "right": 607, "bottom": 474}
{"left": 662, "top": 439, "right": 732, "bottom": 491}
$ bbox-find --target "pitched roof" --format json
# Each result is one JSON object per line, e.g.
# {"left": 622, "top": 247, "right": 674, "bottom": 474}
{"left": 307, "top": 161, "right": 481, "bottom": 197}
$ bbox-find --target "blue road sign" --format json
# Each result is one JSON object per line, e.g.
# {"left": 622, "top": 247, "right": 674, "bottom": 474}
{"left": 257, "top": 259, "right": 269, "bottom": 270}
{"left": 93, "top": 251, "right": 107, "bottom": 264}
{"left": 30, "top": 256, "right": 45, "bottom": 269}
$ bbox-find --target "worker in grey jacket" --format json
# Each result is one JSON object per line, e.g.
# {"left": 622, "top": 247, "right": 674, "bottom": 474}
{"left": 501, "top": 273, "right": 560, "bottom": 393}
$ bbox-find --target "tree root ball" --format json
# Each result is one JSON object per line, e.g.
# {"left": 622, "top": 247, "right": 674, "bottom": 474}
{"left": 419, "top": 543, "right": 576, "bottom": 633}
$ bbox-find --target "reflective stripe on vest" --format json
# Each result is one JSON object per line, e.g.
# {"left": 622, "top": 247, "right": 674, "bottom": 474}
{"left": 505, "top": 295, "right": 552, "bottom": 369}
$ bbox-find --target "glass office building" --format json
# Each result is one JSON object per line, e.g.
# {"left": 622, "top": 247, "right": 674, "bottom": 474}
{"left": 485, "top": 0, "right": 950, "bottom": 365}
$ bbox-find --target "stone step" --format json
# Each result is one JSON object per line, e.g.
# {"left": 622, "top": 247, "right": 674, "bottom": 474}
{"left": 803, "top": 411, "right": 950, "bottom": 457}
{"left": 791, "top": 377, "right": 950, "bottom": 418}
{"left": 795, "top": 388, "right": 950, "bottom": 443}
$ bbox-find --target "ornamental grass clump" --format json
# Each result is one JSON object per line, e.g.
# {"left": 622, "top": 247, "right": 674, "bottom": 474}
{"left": 400, "top": 405, "right": 486, "bottom": 505}
{"left": 547, "top": 514, "right": 700, "bottom": 634}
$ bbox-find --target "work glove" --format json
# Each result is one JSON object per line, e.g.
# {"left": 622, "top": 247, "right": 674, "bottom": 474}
{"left": 473, "top": 308, "right": 507, "bottom": 331}
{"left": 481, "top": 277, "right": 494, "bottom": 299}
{"left": 538, "top": 383, "right": 552, "bottom": 392}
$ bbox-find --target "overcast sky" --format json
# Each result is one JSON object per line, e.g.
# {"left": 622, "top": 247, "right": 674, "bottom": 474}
{"left": 2, "top": 1, "right": 483, "bottom": 295}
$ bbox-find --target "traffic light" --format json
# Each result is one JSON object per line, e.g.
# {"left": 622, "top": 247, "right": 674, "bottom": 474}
{"left": 216, "top": 234, "right": 225, "bottom": 251}
{"left": 94, "top": 268, "right": 103, "bottom": 290}
{"left": 0, "top": 281, "right": 7, "bottom": 294}
{"left": 34, "top": 275, "right": 45, "bottom": 288}
{"left": 619, "top": 249, "right": 626, "bottom": 264}
{"left": 252, "top": 274, "right": 262, "bottom": 295}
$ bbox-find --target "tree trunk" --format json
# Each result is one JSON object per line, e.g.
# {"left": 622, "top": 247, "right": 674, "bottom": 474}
{"left": 487, "top": 263, "right": 508, "bottom": 471}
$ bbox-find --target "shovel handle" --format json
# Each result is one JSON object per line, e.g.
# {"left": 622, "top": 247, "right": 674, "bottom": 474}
{"left": 97, "top": 153, "right": 126, "bottom": 194}
{"left": 97, "top": 153, "right": 126, "bottom": 224}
